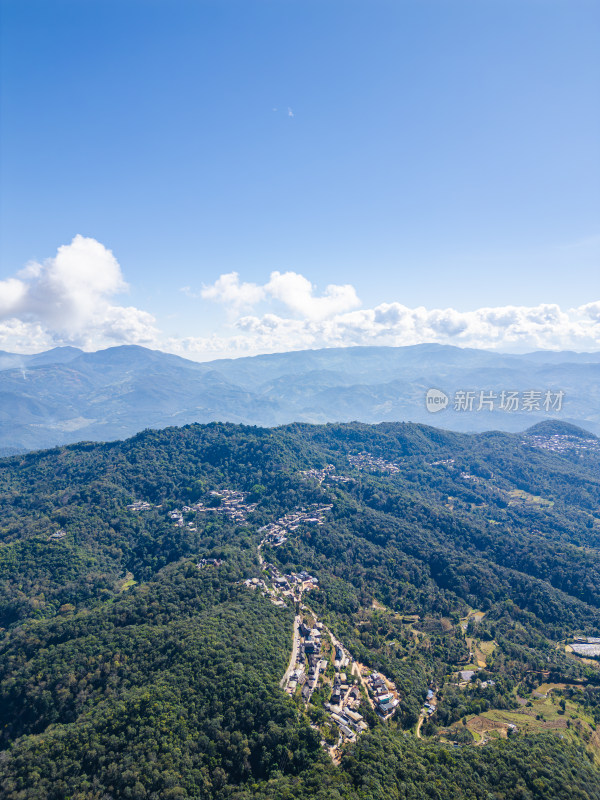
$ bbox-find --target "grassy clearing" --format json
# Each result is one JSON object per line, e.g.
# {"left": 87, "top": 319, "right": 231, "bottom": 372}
{"left": 508, "top": 489, "right": 554, "bottom": 507}
{"left": 117, "top": 571, "right": 137, "bottom": 592}
{"left": 460, "top": 692, "right": 600, "bottom": 764}
{"left": 478, "top": 640, "right": 497, "bottom": 657}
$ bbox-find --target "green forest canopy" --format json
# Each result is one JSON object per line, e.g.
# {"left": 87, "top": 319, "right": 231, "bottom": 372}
{"left": 1, "top": 420, "right": 600, "bottom": 799}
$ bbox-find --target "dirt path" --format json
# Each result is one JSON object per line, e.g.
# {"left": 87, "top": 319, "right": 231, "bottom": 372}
{"left": 416, "top": 712, "right": 425, "bottom": 738}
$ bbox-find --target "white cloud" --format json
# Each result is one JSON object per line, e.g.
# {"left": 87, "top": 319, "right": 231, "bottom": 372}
{"left": 577, "top": 300, "right": 600, "bottom": 322}
{"left": 0, "top": 319, "right": 54, "bottom": 354}
{"left": 200, "top": 269, "right": 361, "bottom": 321}
{"left": 265, "top": 271, "right": 361, "bottom": 320}
{"left": 200, "top": 272, "right": 265, "bottom": 312}
{"left": 0, "top": 235, "right": 158, "bottom": 350}
{"left": 0, "top": 278, "right": 27, "bottom": 316}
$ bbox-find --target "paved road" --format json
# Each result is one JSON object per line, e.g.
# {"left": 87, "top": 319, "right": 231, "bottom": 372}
{"left": 280, "top": 614, "right": 301, "bottom": 688}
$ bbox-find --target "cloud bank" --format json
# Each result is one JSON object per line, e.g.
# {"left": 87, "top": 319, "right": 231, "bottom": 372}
{"left": 172, "top": 299, "right": 600, "bottom": 359}
{"left": 0, "top": 236, "right": 158, "bottom": 351}
{"left": 1, "top": 236, "right": 599, "bottom": 358}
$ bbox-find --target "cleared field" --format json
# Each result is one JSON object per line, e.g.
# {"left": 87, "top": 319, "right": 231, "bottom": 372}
{"left": 117, "top": 571, "right": 137, "bottom": 592}
{"left": 459, "top": 692, "right": 600, "bottom": 765}
{"left": 478, "top": 640, "right": 497, "bottom": 656}
{"left": 508, "top": 489, "right": 554, "bottom": 507}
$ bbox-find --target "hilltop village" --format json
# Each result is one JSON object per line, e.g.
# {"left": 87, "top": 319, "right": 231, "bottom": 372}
{"left": 121, "top": 443, "right": 600, "bottom": 761}
{"left": 260, "top": 560, "right": 400, "bottom": 756}
{"left": 251, "top": 496, "right": 401, "bottom": 755}
{"left": 122, "top": 457, "right": 464, "bottom": 757}
{"left": 282, "top": 611, "right": 401, "bottom": 757}
{"left": 299, "top": 465, "right": 352, "bottom": 485}
{"left": 126, "top": 479, "right": 402, "bottom": 756}
{"left": 124, "top": 471, "right": 533, "bottom": 760}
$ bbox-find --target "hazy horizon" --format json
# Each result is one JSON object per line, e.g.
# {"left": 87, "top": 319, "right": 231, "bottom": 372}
{"left": 2, "top": 340, "right": 600, "bottom": 364}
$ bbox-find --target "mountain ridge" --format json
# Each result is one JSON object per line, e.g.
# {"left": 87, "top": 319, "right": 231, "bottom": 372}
{"left": 1, "top": 343, "right": 598, "bottom": 452}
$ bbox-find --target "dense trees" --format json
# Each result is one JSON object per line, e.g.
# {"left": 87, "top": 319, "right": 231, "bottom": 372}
{"left": 0, "top": 564, "right": 325, "bottom": 799}
{"left": 0, "top": 420, "right": 600, "bottom": 797}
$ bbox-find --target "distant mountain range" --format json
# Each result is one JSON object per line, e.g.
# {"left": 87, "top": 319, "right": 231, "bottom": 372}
{"left": 1, "top": 343, "right": 599, "bottom": 452}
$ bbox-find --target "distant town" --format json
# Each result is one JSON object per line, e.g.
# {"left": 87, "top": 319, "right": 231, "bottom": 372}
{"left": 525, "top": 433, "right": 600, "bottom": 454}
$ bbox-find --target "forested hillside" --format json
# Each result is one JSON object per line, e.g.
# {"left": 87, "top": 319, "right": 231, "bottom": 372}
{"left": 1, "top": 419, "right": 600, "bottom": 799}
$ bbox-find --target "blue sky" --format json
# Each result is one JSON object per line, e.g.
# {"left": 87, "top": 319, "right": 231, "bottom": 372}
{"left": 0, "top": 0, "right": 599, "bottom": 358}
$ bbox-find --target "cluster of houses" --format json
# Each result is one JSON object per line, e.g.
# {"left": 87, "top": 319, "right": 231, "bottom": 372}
{"left": 327, "top": 676, "right": 368, "bottom": 742}
{"left": 423, "top": 688, "right": 436, "bottom": 717}
{"left": 300, "top": 465, "right": 352, "bottom": 486}
{"left": 300, "top": 464, "right": 336, "bottom": 485}
{"left": 243, "top": 575, "right": 280, "bottom": 603}
{"left": 429, "top": 459, "right": 455, "bottom": 467}
{"left": 288, "top": 570, "right": 320, "bottom": 594}
{"left": 260, "top": 534, "right": 400, "bottom": 753}
{"left": 251, "top": 497, "right": 400, "bottom": 751}
{"left": 348, "top": 452, "right": 401, "bottom": 474}
{"left": 197, "top": 558, "right": 222, "bottom": 568}
{"left": 329, "top": 704, "right": 367, "bottom": 741}
{"left": 264, "top": 564, "right": 319, "bottom": 603}
{"left": 290, "top": 621, "right": 326, "bottom": 701}
{"left": 258, "top": 504, "right": 333, "bottom": 547}
{"left": 363, "top": 670, "right": 400, "bottom": 719}
{"left": 48, "top": 529, "right": 67, "bottom": 541}
{"left": 167, "top": 490, "right": 258, "bottom": 530}
{"left": 203, "top": 490, "right": 258, "bottom": 522}
{"left": 325, "top": 644, "right": 369, "bottom": 743}
{"left": 168, "top": 508, "right": 197, "bottom": 530}
{"left": 244, "top": 563, "right": 319, "bottom": 608}
{"left": 127, "top": 490, "right": 259, "bottom": 529}
{"left": 126, "top": 501, "right": 154, "bottom": 511}
{"left": 525, "top": 433, "right": 600, "bottom": 454}
{"left": 285, "top": 616, "right": 369, "bottom": 746}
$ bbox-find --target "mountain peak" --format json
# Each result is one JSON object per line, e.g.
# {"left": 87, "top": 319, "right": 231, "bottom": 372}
{"left": 525, "top": 419, "right": 597, "bottom": 439}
